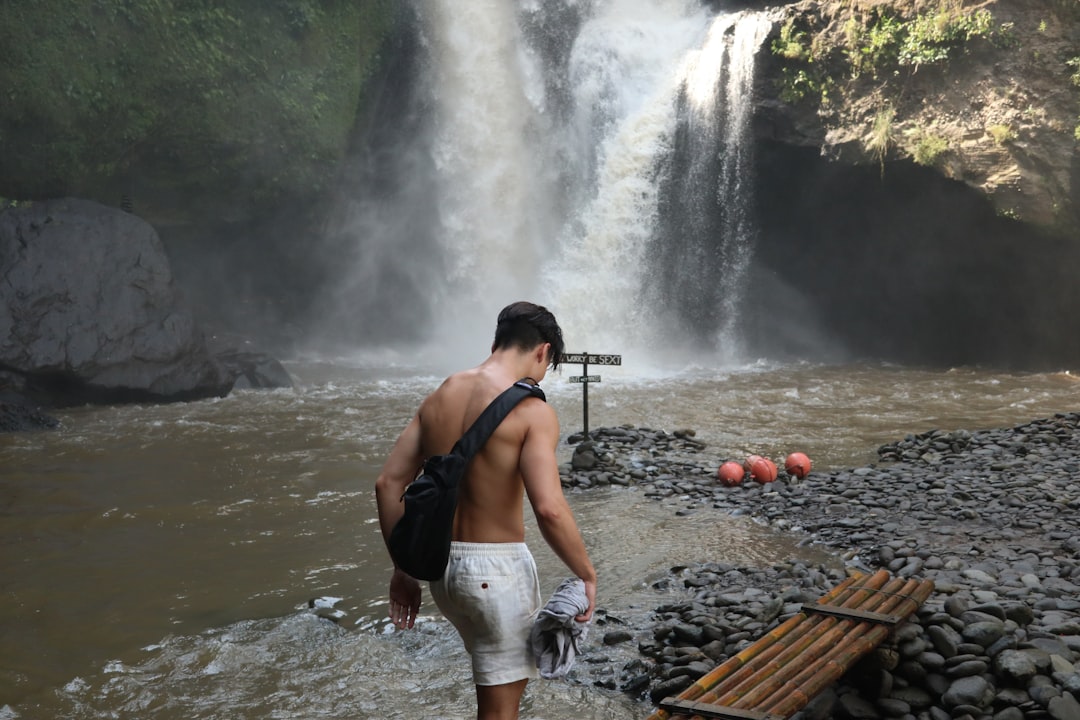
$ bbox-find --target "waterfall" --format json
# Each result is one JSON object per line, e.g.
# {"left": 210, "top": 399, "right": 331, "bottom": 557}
{"left": 413, "top": 0, "right": 561, "bottom": 359}
{"left": 644, "top": 11, "right": 774, "bottom": 360}
{"left": 548, "top": 5, "right": 774, "bottom": 362}
{"left": 330, "top": 1, "right": 775, "bottom": 368}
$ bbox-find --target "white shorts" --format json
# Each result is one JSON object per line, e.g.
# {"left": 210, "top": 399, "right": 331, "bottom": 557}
{"left": 430, "top": 542, "right": 542, "bottom": 686}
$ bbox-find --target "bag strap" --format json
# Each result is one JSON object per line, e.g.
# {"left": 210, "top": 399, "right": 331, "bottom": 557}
{"left": 452, "top": 379, "right": 547, "bottom": 459}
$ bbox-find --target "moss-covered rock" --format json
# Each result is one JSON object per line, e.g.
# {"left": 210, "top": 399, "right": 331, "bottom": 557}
{"left": 0, "top": 0, "right": 403, "bottom": 224}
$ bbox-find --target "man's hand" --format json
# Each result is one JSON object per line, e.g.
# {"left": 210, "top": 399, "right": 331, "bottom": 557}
{"left": 388, "top": 568, "right": 422, "bottom": 629}
{"left": 576, "top": 578, "right": 597, "bottom": 623}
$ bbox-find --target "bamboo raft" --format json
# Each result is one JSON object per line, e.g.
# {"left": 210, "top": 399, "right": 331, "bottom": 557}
{"left": 646, "top": 569, "right": 935, "bottom": 720}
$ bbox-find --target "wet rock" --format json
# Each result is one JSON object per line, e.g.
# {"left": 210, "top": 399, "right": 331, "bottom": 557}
{"left": 603, "top": 630, "right": 633, "bottom": 646}
{"left": 994, "top": 649, "right": 1039, "bottom": 684}
{"left": 964, "top": 620, "right": 1007, "bottom": 648}
{"left": 0, "top": 392, "right": 59, "bottom": 432}
{"left": 838, "top": 692, "right": 878, "bottom": 719}
{"left": 1047, "top": 694, "right": 1080, "bottom": 720}
{"left": 0, "top": 198, "right": 231, "bottom": 406}
{"left": 214, "top": 349, "right": 293, "bottom": 390}
{"left": 566, "top": 416, "right": 1080, "bottom": 720}
{"left": 943, "top": 675, "right": 993, "bottom": 709}
{"left": 649, "top": 675, "right": 693, "bottom": 704}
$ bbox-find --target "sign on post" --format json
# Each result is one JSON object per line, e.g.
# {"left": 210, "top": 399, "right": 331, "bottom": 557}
{"left": 560, "top": 352, "right": 622, "bottom": 439}
{"left": 563, "top": 354, "right": 621, "bottom": 366}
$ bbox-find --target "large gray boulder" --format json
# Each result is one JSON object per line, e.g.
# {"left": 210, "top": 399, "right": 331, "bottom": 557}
{"left": 0, "top": 198, "right": 232, "bottom": 405}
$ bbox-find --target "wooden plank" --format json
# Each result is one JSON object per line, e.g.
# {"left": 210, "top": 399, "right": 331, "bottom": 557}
{"left": 645, "top": 571, "right": 934, "bottom": 720}
{"left": 659, "top": 699, "right": 783, "bottom": 720}
{"left": 801, "top": 603, "right": 905, "bottom": 625}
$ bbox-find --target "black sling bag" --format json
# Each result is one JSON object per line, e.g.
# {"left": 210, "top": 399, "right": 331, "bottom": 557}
{"left": 388, "top": 379, "right": 546, "bottom": 581}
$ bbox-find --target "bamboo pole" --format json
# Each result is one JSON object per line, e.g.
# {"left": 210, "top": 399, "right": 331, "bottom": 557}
{"left": 707, "top": 572, "right": 896, "bottom": 708}
{"left": 644, "top": 574, "right": 864, "bottom": 720}
{"left": 645, "top": 572, "right": 933, "bottom": 720}
{"left": 759, "top": 578, "right": 935, "bottom": 717}
{"left": 702, "top": 576, "right": 918, "bottom": 712}
{"left": 761, "top": 583, "right": 933, "bottom": 719}
{"left": 722, "top": 612, "right": 864, "bottom": 708}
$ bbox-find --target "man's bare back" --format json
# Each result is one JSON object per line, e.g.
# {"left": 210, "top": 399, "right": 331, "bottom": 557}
{"left": 375, "top": 301, "right": 596, "bottom": 719}
{"left": 417, "top": 367, "right": 556, "bottom": 544}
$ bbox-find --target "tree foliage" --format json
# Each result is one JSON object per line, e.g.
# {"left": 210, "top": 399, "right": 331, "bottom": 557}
{"left": 0, "top": 0, "right": 402, "bottom": 217}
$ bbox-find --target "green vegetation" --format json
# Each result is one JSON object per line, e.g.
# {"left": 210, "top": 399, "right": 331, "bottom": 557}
{"left": 845, "top": 14, "right": 902, "bottom": 78}
{"left": 988, "top": 124, "right": 1017, "bottom": 145}
{"left": 1069, "top": 54, "right": 1080, "bottom": 144}
{"left": 772, "top": 20, "right": 811, "bottom": 61}
{"left": 0, "top": 197, "right": 31, "bottom": 211}
{"left": 841, "top": 1, "right": 996, "bottom": 78}
{"left": 1068, "top": 57, "right": 1080, "bottom": 87}
{"left": 771, "top": 0, "right": 1006, "bottom": 111}
{"left": 773, "top": 19, "right": 835, "bottom": 105}
{"left": 0, "top": 0, "right": 403, "bottom": 216}
{"left": 867, "top": 105, "right": 896, "bottom": 176}
{"left": 910, "top": 131, "right": 949, "bottom": 166}
{"left": 778, "top": 68, "right": 834, "bottom": 105}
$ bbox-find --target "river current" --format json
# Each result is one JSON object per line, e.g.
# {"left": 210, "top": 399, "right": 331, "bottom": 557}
{"left": 3, "top": 358, "right": 1080, "bottom": 718}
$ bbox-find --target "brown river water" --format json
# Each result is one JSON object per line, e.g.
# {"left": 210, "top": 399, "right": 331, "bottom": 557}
{"left": 3, "top": 359, "right": 1080, "bottom": 718}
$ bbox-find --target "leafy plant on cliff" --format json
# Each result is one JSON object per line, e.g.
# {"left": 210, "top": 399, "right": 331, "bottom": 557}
{"left": 897, "top": 6, "right": 993, "bottom": 69}
{"left": 867, "top": 105, "right": 896, "bottom": 176}
{"left": 1068, "top": 55, "right": 1080, "bottom": 144}
{"left": 772, "top": 19, "right": 811, "bottom": 61}
{"left": 778, "top": 68, "right": 834, "bottom": 105}
{"left": 909, "top": 130, "right": 949, "bottom": 166}
{"left": 845, "top": 14, "right": 903, "bottom": 78}
{"left": 988, "top": 124, "right": 1016, "bottom": 145}
{"left": 841, "top": 1, "right": 998, "bottom": 79}
{"left": 772, "top": 18, "right": 835, "bottom": 105}
{"left": 1068, "top": 57, "right": 1080, "bottom": 88}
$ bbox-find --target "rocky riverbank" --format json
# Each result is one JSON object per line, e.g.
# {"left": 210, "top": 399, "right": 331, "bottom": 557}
{"left": 559, "top": 415, "right": 1080, "bottom": 720}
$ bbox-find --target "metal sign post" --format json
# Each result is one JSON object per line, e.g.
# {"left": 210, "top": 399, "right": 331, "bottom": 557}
{"left": 561, "top": 352, "right": 621, "bottom": 439}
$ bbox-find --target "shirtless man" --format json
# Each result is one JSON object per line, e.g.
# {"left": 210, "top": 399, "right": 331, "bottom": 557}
{"left": 375, "top": 301, "right": 597, "bottom": 720}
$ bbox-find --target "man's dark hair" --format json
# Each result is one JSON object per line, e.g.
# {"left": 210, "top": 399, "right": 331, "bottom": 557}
{"left": 493, "top": 301, "right": 565, "bottom": 371}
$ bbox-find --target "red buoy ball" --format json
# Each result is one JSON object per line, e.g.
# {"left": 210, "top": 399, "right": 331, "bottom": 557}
{"left": 743, "top": 454, "right": 763, "bottom": 472}
{"left": 785, "top": 452, "right": 812, "bottom": 479}
{"left": 750, "top": 457, "right": 778, "bottom": 483}
{"left": 717, "top": 461, "right": 745, "bottom": 486}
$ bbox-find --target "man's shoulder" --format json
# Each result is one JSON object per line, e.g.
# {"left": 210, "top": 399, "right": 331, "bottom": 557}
{"left": 423, "top": 369, "right": 481, "bottom": 406}
{"left": 513, "top": 391, "right": 557, "bottom": 433}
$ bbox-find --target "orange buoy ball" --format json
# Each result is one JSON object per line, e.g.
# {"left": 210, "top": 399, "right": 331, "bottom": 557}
{"left": 743, "top": 454, "right": 763, "bottom": 472}
{"left": 785, "top": 452, "right": 812, "bottom": 479}
{"left": 717, "top": 461, "right": 745, "bottom": 486}
{"left": 750, "top": 457, "right": 778, "bottom": 483}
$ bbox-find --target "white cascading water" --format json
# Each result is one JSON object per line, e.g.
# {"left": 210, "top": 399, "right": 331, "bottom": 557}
{"left": 415, "top": 0, "right": 561, "bottom": 359}
{"left": 542, "top": 0, "right": 715, "bottom": 359}
{"left": 675, "top": 11, "right": 774, "bottom": 357}
{"left": 410, "top": 0, "right": 773, "bottom": 367}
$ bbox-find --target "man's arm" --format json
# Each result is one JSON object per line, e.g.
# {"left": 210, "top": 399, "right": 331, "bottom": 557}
{"left": 375, "top": 414, "right": 425, "bottom": 629}
{"left": 520, "top": 402, "right": 597, "bottom": 621}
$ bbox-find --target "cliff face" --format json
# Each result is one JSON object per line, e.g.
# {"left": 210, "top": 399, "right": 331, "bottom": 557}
{"left": 755, "top": 0, "right": 1080, "bottom": 235}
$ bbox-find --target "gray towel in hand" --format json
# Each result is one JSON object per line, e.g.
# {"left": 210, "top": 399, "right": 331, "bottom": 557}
{"left": 530, "top": 577, "right": 590, "bottom": 679}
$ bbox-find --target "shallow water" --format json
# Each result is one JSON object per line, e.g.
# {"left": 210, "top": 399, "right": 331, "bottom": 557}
{"left": 3, "top": 359, "right": 1080, "bottom": 718}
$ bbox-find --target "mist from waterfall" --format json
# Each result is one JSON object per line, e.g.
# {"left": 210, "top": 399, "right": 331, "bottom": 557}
{"left": 327, "top": 1, "right": 775, "bottom": 370}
